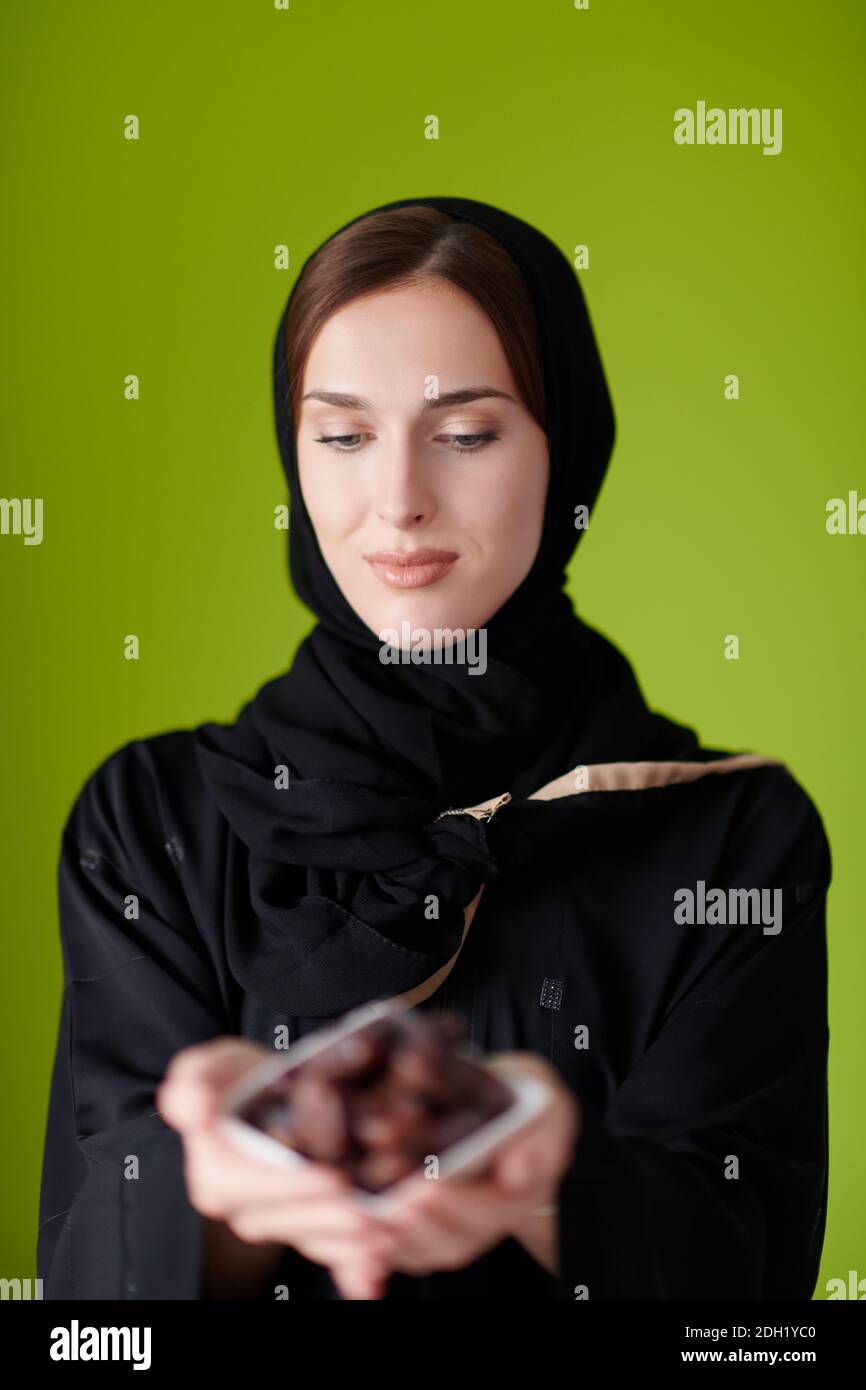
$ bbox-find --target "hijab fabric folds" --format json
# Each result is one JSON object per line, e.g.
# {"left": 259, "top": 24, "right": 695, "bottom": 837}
{"left": 193, "top": 196, "right": 701, "bottom": 1017}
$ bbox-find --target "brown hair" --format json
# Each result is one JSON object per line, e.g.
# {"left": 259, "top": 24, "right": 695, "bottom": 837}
{"left": 282, "top": 206, "right": 547, "bottom": 435}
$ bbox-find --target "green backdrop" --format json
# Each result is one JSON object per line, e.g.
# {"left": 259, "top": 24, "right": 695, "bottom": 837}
{"left": 2, "top": 0, "right": 863, "bottom": 1296}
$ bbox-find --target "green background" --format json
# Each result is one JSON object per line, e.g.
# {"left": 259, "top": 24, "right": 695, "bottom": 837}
{"left": 2, "top": 0, "right": 863, "bottom": 1295}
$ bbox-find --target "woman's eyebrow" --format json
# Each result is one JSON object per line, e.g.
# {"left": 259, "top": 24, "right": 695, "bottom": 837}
{"left": 300, "top": 387, "right": 517, "bottom": 411}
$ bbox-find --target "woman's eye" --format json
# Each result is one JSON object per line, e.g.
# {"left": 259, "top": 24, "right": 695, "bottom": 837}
{"left": 314, "top": 434, "right": 367, "bottom": 452}
{"left": 439, "top": 431, "right": 501, "bottom": 453}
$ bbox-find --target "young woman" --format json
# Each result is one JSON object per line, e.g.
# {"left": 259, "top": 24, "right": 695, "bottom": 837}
{"left": 38, "top": 196, "right": 831, "bottom": 1301}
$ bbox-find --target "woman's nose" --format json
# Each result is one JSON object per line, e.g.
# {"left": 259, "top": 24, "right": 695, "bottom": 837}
{"left": 373, "top": 448, "right": 437, "bottom": 529}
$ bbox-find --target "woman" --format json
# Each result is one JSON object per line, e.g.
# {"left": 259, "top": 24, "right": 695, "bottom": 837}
{"left": 37, "top": 196, "right": 831, "bottom": 1301}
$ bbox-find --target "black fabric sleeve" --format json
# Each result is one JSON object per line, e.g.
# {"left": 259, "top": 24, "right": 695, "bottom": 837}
{"left": 37, "top": 764, "right": 234, "bottom": 1299}
{"left": 552, "top": 794, "right": 831, "bottom": 1301}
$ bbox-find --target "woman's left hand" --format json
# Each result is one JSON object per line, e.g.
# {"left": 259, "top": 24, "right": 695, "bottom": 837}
{"left": 330, "top": 1051, "right": 580, "bottom": 1296}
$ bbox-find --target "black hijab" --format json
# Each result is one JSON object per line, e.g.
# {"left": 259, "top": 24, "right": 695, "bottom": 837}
{"left": 194, "top": 196, "right": 700, "bottom": 1017}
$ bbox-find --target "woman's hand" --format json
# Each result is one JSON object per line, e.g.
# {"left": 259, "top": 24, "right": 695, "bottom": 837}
{"left": 359, "top": 1051, "right": 580, "bottom": 1283}
{"left": 157, "top": 1038, "right": 403, "bottom": 1300}
{"left": 158, "top": 1039, "right": 579, "bottom": 1298}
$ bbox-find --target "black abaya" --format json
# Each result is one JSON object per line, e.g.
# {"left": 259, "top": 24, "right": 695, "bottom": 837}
{"left": 37, "top": 728, "right": 830, "bottom": 1299}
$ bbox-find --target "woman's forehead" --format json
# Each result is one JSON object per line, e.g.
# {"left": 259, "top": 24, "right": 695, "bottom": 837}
{"left": 300, "top": 285, "right": 519, "bottom": 409}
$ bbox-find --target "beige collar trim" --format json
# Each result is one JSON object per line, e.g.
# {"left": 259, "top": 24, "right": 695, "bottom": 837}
{"left": 434, "top": 752, "right": 785, "bottom": 821}
{"left": 528, "top": 752, "right": 785, "bottom": 801}
{"left": 375, "top": 753, "right": 784, "bottom": 1018}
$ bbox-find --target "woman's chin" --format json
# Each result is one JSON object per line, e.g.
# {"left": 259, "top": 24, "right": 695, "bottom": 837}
{"left": 366, "top": 601, "right": 487, "bottom": 638}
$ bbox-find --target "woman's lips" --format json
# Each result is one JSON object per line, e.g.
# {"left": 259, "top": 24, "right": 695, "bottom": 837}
{"left": 363, "top": 549, "right": 459, "bottom": 589}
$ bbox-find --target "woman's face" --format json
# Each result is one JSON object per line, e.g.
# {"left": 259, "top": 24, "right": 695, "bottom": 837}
{"left": 295, "top": 277, "right": 549, "bottom": 644}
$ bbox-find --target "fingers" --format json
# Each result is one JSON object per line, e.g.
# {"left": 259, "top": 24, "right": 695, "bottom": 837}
{"left": 477, "top": 1054, "right": 580, "bottom": 1195}
{"left": 157, "top": 1038, "right": 270, "bottom": 1131}
{"left": 224, "top": 1193, "right": 397, "bottom": 1249}
{"left": 377, "top": 1186, "right": 505, "bottom": 1274}
{"left": 331, "top": 1257, "right": 391, "bottom": 1300}
{"left": 179, "top": 1120, "right": 400, "bottom": 1253}
{"left": 492, "top": 1125, "right": 568, "bottom": 1196}
{"left": 376, "top": 1164, "right": 556, "bottom": 1274}
{"left": 480, "top": 1051, "right": 570, "bottom": 1116}
{"left": 180, "top": 1125, "right": 353, "bottom": 1217}
{"left": 399, "top": 1175, "right": 524, "bottom": 1228}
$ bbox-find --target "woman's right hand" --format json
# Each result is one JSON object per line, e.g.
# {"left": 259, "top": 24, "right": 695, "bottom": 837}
{"left": 156, "top": 1037, "right": 400, "bottom": 1299}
